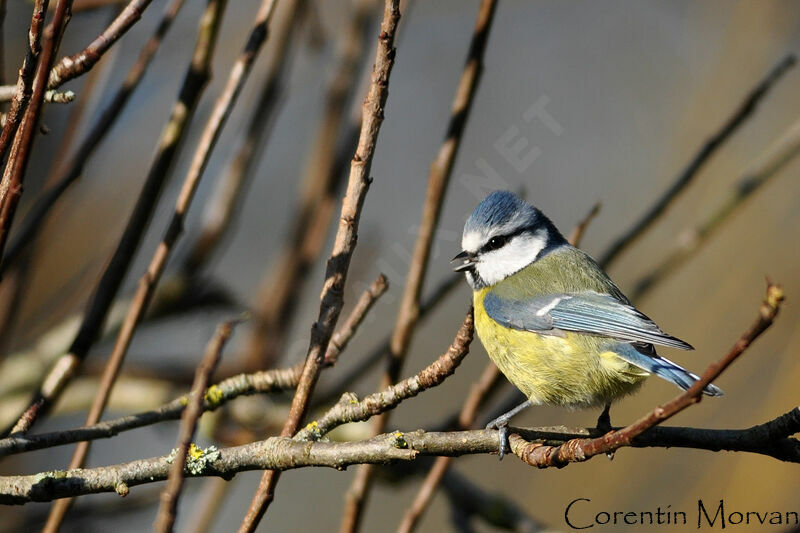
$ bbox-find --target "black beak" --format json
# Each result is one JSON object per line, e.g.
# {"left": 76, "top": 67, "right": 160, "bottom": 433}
{"left": 451, "top": 250, "right": 477, "bottom": 272}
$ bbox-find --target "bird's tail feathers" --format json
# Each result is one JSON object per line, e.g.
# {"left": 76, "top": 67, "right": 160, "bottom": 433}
{"left": 617, "top": 346, "right": 723, "bottom": 397}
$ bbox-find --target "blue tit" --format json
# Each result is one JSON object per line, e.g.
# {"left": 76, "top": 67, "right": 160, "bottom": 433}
{"left": 452, "top": 191, "right": 722, "bottom": 458}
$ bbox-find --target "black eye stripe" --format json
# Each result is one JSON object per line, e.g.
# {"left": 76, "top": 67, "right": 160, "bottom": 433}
{"left": 479, "top": 226, "right": 532, "bottom": 253}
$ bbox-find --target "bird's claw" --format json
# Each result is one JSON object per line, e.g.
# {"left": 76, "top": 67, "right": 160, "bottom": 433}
{"left": 486, "top": 419, "right": 509, "bottom": 460}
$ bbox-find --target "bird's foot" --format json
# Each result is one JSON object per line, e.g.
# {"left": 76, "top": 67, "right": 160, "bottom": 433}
{"left": 596, "top": 403, "right": 612, "bottom": 434}
{"left": 596, "top": 403, "right": 615, "bottom": 459}
{"left": 485, "top": 416, "right": 510, "bottom": 460}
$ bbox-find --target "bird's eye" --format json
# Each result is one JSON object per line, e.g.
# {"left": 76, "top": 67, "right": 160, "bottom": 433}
{"left": 486, "top": 235, "right": 507, "bottom": 251}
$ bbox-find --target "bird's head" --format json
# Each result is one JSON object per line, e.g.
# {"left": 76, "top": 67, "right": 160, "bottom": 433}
{"left": 452, "top": 191, "right": 566, "bottom": 289}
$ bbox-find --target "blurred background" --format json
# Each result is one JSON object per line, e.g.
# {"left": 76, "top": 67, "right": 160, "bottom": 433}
{"left": 0, "top": 0, "right": 798, "bottom": 531}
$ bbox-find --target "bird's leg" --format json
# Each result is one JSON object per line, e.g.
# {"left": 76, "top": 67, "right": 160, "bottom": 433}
{"left": 596, "top": 402, "right": 615, "bottom": 460}
{"left": 485, "top": 399, "right": 533, "bottom": 460}
{"left": 596, "top": 402, "right": 612, "bottom": 434}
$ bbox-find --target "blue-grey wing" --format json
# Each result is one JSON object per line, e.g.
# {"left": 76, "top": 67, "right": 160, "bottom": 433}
{"left": 484, "top": 290, "right": 693, "bottom": 350}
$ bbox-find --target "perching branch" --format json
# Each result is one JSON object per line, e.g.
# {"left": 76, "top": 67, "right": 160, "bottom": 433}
{"left": 2, "top": 410, "right": 798, "bottom": 505}
{"left": 510, "top": 283, "right": 784, "bottom": 468}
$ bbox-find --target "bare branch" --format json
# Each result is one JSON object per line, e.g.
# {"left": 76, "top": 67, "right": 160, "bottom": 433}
{"left": 243, "top": 0, "right": 378, "bottom": 370}
{"left": 0, "top": 275, "right": 388, "bottom": 457}
{"left": 631, "top": 118, "right": 800, "bottom": 300}
{"left": 296, "top": 309, "right": 474, "bottom": 441}
{"left": 510, "top": 283, "right": 784, "bottom": 468}
{"left": 154, "top": 320, "right": 238, "bottom": 533}
{"left": 1, "top": 0, "right": 188, "bottom": 274}
{"left": 2, "top": 411, "right": 798, "bottom": 505}
{"left": 599, "top": 53, "right": 796, "bottom": 269}
{"left": 343, "top": 3, "right": 498, "bottom": 527}
{"left": 238, "top": 2, "right": 402, "bottom": 529}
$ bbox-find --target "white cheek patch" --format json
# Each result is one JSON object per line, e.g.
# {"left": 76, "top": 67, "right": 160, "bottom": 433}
{"left": 474, "top": 230, "right": 547, "bottom": 286}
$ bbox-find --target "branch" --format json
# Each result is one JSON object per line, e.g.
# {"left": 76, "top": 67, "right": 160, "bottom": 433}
{"left": 598, "top": 53, "right": 796, "bottom": 269}
{"left": 49, "top": 0, "right": 156, "bottom": 90}
{"left": 630, "top": 117, "right": 800, "bottom": 300}
{"left": 243, "top": 0, "right": 377, "bottom": 370}
{"left": 0, "top": 275, "right": 387, "bottom": 457}
{"left": 510, "top": 283, "right": 785, "bottom": 468}
{"left": 313, "top": 272, "right": 461, "bottom": 408}
{"left": 239, "top": 1, "right": 402, "bottom": 529}
{"left": 5, "top": 0, "right": 228, "bottom": 438}
{"left": 39, "top": 2, "right": 230, "bottom": 528}
{"left": 1, "top": 0, "right": 187, "bottom": 275}
{"left": 154, "top": 320, "right": 238, "bottom": 533}
{"left": 343, "top": 3, "right": 498, "bottom": 527}
{"left": 2, "top": 412, "right": 798, "bottom": 505}
{"left": 181, "top": 0, "right": 306, "bottom": 278}
{"left": 296, "top": 309, "right": 474, "bottom": 441}
{"left": 0, "top": 0, "right": 73, "bottom": 264}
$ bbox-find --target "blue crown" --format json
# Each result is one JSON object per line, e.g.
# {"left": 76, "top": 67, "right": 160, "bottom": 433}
{"left": 464, "top": 190, "right": 537, "bottom": 233}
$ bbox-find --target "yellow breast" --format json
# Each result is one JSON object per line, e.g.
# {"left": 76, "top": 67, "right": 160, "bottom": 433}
{"left": 473, "top": 288, "right": 647, "bottom": 407}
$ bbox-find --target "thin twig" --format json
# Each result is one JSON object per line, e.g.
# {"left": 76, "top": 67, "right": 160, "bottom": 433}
{"left": 181, "top": 0, "right": 306, "bottom": 278}
{"left": 0, "top": 0, "right": 49, "bottom": 181}
{"left": 6, "top": 0, "right": 227, "bottom": 441}
{"left": 598, "top": 54, "right": 796, "bottom": 269}
{"left": 397, "top": 361, "right": 500, "bottom": 533}
{"left": 0, "top": 275, "right": 387, "bottom": 457}
{"left": 296, "top": 309, "right": 474, "bottom": 441}
{"left": 154, "top": 320, "right": 238, "bottom": 533}
{"left": 567, "top": 201, "right": 600, "bottom": 247}
{"left": 238, "top": 2, "right": 401, "bottom": 530}
{"left": 510, "top": 283, "right": 784, "bottom": 468}
{"left": 243, "top": 0, "right": 378, "bottom": 370}
{"left": 38, "top": 2, "right": 229, "bottom": 529}
{"left": 342, "top": 2, "right": 498, "bottom": 529}
{"left": 1, "top": 0, "right": 188, "bottom": 275}
{"left": 631, "top": 117, "right": 800, "bottom": 300}
{"left": 314, "top": 273, "right": 461, "bottom": 408}
{"left": 0, "top": 0, "right": 74, "bottom": 263}
{"left": 48, "top": 0, "right": 155, "bottom": 89}
{"left": 2, "top": 409, "right": 799, "bottom": 505}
